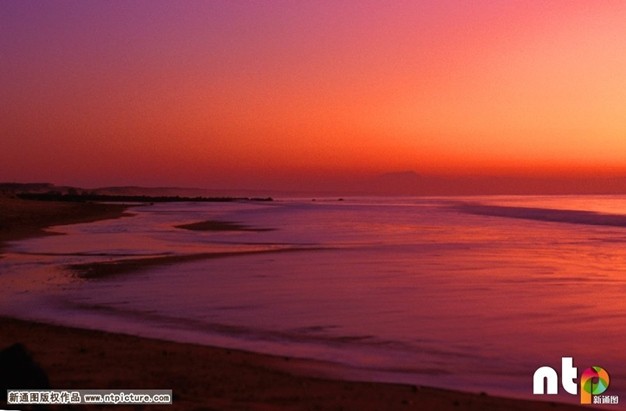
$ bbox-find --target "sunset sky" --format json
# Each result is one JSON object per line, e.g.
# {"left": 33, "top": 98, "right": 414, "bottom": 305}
{"left": 2, "top": 1, "right": 626, "bottom": 193}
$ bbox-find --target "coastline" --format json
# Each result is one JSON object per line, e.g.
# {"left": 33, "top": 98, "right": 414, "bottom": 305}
{"left": 0, "top": 197, "right": 591, "bottom": 410}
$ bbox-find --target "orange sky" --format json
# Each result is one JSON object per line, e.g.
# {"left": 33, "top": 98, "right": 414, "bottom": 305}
{"left": 2, "top": 1, "right": 626, "bottom": 193}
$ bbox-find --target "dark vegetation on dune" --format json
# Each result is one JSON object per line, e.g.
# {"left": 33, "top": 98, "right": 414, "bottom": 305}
{"left": 17, "top": 191, "right": 273, "bottom": 203}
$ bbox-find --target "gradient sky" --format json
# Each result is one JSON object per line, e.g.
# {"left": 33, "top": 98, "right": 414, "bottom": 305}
{"left": 2, "top": 1, "right": 626, "bottom": 192}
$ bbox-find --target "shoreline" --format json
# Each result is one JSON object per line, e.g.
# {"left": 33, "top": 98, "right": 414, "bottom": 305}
{"left": 0, "top": 317, "right": 590, "bottom": 411}
{"left": 0, "top": 196, "right": 592, "bottom": 410}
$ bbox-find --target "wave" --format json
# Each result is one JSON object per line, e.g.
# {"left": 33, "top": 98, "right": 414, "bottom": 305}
{"left": 453, "top": 203, "right": 626, "bottom": 228}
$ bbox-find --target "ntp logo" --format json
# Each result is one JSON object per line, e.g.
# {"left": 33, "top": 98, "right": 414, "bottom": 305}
{"left": 580, "top": 366, "right": 610, "bottom": 404}
{"left": 533, "top": 357, "right": 612, "bottom": 405}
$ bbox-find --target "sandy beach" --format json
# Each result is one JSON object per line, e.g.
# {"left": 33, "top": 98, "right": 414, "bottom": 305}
{"left": 0, "top": 195, "right": 129, "bottom": 251}
{"left": 0, "top": 196, "right": 591, "bottom": 410}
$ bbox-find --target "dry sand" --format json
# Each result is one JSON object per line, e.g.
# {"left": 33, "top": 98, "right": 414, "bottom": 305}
{"left": 0, "top": 196, "right": 591, "bottom": 410}
{"left": 0, "top": 195, "right": 129, "bottom": 250}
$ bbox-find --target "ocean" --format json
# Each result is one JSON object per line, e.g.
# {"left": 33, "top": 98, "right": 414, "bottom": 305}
{"left": 2, "top": 195, "right": 626, "bottom": 403}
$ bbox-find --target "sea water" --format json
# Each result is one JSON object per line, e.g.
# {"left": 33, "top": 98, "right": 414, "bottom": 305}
{"left": 2, "top": 196, "right": 626, "bottom": 403}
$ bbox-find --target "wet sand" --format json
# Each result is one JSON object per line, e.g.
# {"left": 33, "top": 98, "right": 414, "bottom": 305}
{"left": 68, "top": 247, "right": 320, "bottom": 279}
{"left": 0, "top": 196, "right": 591, "bottom": 410}
{"left": 176, "top": 219, "right": 274, "bottom": 232}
